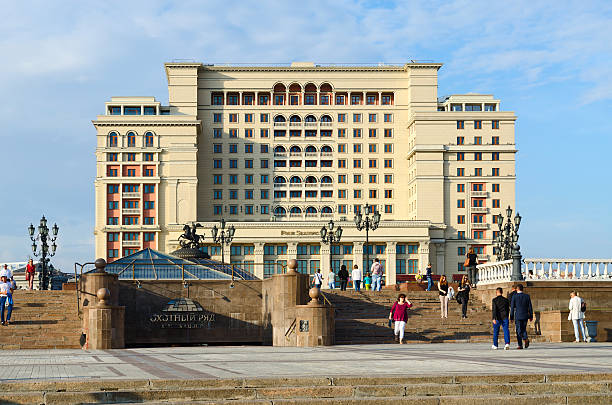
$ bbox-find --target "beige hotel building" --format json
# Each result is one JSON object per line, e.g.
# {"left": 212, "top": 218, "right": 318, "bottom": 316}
{"left": 93, "top": 61, "right": 516, "bottom": 284}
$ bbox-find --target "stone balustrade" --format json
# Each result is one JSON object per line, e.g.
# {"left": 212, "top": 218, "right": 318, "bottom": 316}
{"left": 476, "top": 260, "right": 513, "bottom": 285}
{"left": 477, "top": 258, "right": 612, "bottom": 285}
{"left": 524, "top": 258, "right": 612, "bottom": 280}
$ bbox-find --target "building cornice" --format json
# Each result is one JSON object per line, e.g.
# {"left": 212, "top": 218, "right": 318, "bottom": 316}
{"left": 407, "top": 111, "right": 517, "bottom": 127}
{"left": 164, "top": 62, "right": 443, "bottom": 74}
{"left": 166, "top": 220, "right": 445, "bottom": 232}
{"left": 92, "top": 116, "right": 201, "bottom": 129}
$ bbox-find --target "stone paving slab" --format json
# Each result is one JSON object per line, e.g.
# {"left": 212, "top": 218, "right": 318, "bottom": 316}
{"left": 0, "top": 343, "right": 610, "bottom": 382}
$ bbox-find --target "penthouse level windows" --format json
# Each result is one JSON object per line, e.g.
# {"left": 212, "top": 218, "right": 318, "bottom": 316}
{"left": 209, "top": 82, "right": 394, "bottom": 106}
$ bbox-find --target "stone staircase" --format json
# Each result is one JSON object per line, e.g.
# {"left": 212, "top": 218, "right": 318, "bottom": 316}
{"left": 1, "top": 373, "right": 611, "bottom": 404}
{"left": 0, "top": 290, "right": 81, "bottom": 349}
{"left": 324, "top": 290, "right": 544, "bottom": 345}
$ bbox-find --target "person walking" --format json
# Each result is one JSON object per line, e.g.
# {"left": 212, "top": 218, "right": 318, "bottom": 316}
{"left": 389, "top": 293, "right": 413, "bottom": 344}
{"left": 508, "top": 284, "right": 517, "bottom": 305}
{"left": 425, "top": 263, "right": 433, "bottom": 291}
{"left": 465, "top": 248, "right": 478, "bottom": 287}
{"left": 363, "top": 273, "right": 372, "bottom": 290}
{"left": 457, "top": 275, "right": 471, "bottom": 319}
{"left": 313, "top": 269, "right": 323, "bottom": 290}
{"left": 492, "top": 287, "right": 510, "bottom": 350}
{"left": 370, "top": 258, "right": 383, "bottom": 291}
{"left": 438, "top": 275, "right": 449, "bottom": 319}
{"left": 26, "top": 259, "right": 36, "bottom": 290}
{"left": 327, "top": 269, "right": 336, "bottom": 290}
{"left": 338, "top": 265, "right": 349, "bottom": 291}
{"left": 351, "top": 264, "right": 362, "bottom": 292}
{"left": 568, "top": 291, "right": 586, "bottom": 342}
{"left": 510, "top": 284, "right": 533, "bottom": 349}
{"left": 0, "top": 272, "right": 14, "bottom": 326}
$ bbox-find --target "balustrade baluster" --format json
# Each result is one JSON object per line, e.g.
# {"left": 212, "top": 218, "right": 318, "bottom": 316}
{"left": 579, "top": 262, "right": 584, "bottom": 279}
{"left": 605, "top": 262, "right": 609, "bottom": 278}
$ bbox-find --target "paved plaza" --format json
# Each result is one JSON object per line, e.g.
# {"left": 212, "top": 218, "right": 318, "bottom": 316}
{"left": 1, "top": 343, "right": 611, "bottom": 382}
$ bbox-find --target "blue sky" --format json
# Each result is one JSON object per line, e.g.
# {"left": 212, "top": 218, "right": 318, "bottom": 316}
{"left": 1, "top": 1, "right": 611, "bottom": 270}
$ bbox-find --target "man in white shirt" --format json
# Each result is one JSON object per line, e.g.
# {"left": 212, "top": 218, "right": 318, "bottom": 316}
{"left": 0, "top": 274, "right": 14, "bottom": 326}
{"left": 327, "top": 269, "right": 336, "bottom": 289}
{"left": 370, "top": 259, "right": 383, "bottom": 291}
{"left": 313, "top": 269, "right": 323, "bottom": 290}
{"left": 351, "top": 265, "right": 363, "bottom": 292}
{"left": 568, "top": 291, "right": 586, "bottom": 342}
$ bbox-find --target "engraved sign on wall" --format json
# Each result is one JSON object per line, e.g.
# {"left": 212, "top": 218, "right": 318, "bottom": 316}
{"left": 149, "top": 298, "right": 215, "bottom": 329}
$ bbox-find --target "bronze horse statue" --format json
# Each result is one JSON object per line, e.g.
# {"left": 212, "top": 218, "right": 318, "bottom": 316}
{"left": 178, "top": 222, "right": 204, "bottom": 249}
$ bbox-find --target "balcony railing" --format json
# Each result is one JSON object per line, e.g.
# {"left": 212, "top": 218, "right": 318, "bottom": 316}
{"left": 305, "top": 183, "right": 317, "bottom": 187}
{"left": 471, "top": 191, "right": 487, "bottom": 197}
{"left": 274, "top": 152, "right": 287, "bottom": 157}
{"left": 471, "top": 207, "right": 487, "bottom": 213}
{"left": 320, "top": 122, "right": 333, "bottom": 127}
{"left": 305, "top": 152, "right": 317, "bottom": 157}
{"left": 122, "top": 192, "right": 141, "bottom": 198}
{"left": 273, "top": 183, "right": 286, "bottom": 188}
{"left": 122, "top": 240, "right": 140, "bottom": 247}
{"left": 122, "top": 208, "right": 140, "bottom": 215}
{"left": 321, "top": 152, "right": 333, "bottom": 157}
{"left": 290, "top": 152, "right": 302, "bottom": 157}
{"left": 305, "top": 122, "right": 317, "bottom": 127}
{"left": 273, "top": 122, "right": 287, "bottom": 127}
{"left": 472, "top": 223, "right": 488, "bottom": 229}
{"left": 289, "top": 122, "right": 302, "bottom": 127}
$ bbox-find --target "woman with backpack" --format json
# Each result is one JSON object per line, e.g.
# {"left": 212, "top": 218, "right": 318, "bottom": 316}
{"left": 389, "top": 294, "right": 413, "bottom": 344}
{"left": 438, "top": 275, "right": 449, "bottom": 319}
{"left": 457, "top": 275, "right": 471, "bottom": 319}
{"left": 568, "top": 291, "right": 587, "bottom": 342}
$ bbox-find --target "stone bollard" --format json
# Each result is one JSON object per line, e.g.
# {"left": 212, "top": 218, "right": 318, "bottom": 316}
{"left": 81, "top": 259, "right": 125, "bottom": 350}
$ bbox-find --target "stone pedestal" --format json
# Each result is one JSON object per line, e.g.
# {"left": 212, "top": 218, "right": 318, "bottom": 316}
{"left": 294, "top": 288, "right": 334, "bottom": 346}
{"left": 81, "top": 259, "right": 125, "bottom": 349}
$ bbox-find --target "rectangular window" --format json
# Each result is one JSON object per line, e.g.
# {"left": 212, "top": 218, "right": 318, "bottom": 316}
{"left": 457, "top": 120, "right": 465, "bottom": 129}
{"left": 368, "top": 159, "right": 377, "bottom": 168}
{"left": 244, "top": 128, "right": 253, "bottom": 138}
{"left": 107, "top": 168, "right": 118, "bottom": 177}
{"left": 369, "top": 189, "right": 377, "bottom": 198}
{"left": 259, "top": 95, "right": 269, "bottom": 105}
{"left": 492, "top": 168, "right": 500, "bottom": 176}
{"left": 244, "top": 189, "right": 254, "bottom": 200}
{"left": 229, "top": 205, "right": 238, "bottom": 215}
{"left": 243, "top": 94, "right": 253, "bottom": 105}
{"left": 229, "top": 175, "right": 238, "bottom": 184}
{"left": 109, "top": 106, "right": 121, "bottom": 115}
{"left": 353, "top": 113, "right": 362, "bottom": 123}
{"left": 108, "top": 201, "right": 118, "bottom": 210}
{"left": 229, "top": 129, "right": 238, "bottom": 138}
{"left": 290, "top": 95, "right": 300, "bottom": 105}
{"left": 457, "top": 199, "right": 465, "bottom": 208}
{"left": 492, "top": 120, "right": 499, "bottom": 129}
{"left": 213, "top": 175, "right": 222, "bottom": 185}
{"left": 337, "top": 128, "right": 346, "bottom": 138}
{"left": 458, "top": 231, "right": 466, "bottom": 240}
{"left": 337, "top": 113, "right": 346, "bottom": 123}
{"left": 457, "top": 184, "right": 465, "bottom": 192}
{"left": 143, "top": 168, "right": 154, "bottom": 177}
{"left": 353, "top": 144, "right": 362, "bottom": 153}
{"left": 472, "top": 198, "right": 484, "bottom": 207}
{"left": 107, "top": 217, "right": 119, "bottom": 225}
{"left": 338, "top": 174, "right": 347, "bottom": 183}
{"left": 384, "top": 113, "right": 393, "bottom": 122}
{"left": 368, "top": 129, "right": 377, "bottom": 138}
{"left": 353, "top": 129, "right": 362, "bottom": 138}
{"left": 213, "top": 128, "right": 222, "bottom": 138}
{"left": 229, "top": 144, "right": 238, "bottom": 153}
{"left": 368, "top": 113, "right": 377, "bottom": 122}
{"left": 124, "top": 107, "right": 141, "bottom": 115}
{"left": 227, "top": 95, "right": 239, "bottom": 105}
{"left": 369, "top": 174, "right": 377, "bottom": 183}
{"left": 143, "top": 153, "right": 154, "bottom": 161}
{"left": 474, "top": 136, "right": 482, "bottom": 145}
{"left": 260, "top": 129, "right": 269, "bottom": 138}
{"left": 320, "top": 95, "right": 330, "bottom": 105}
{"left": 351, "top": 94, "right": 362, "bottom": 105}
{"left": 381, "top": 95, "right": 392, "bottom": 105}
{"left": 492, "top": 184, "right": 500, "bottom": 192}
{"left": 354, "top": 190, "right": 362, "bottom": 198}
{"left": 107, "top": 153, "right": 118, "bottom": 161}
{"left": 492, "top": 136, "right": 499, "bottom": 145}
{"left": 474, "top": 168, "right": 482, "bottom": 176}
{"left": 353, "top": 174, "right": 362, "bottom": 183}
{"left": 320, "top": 130, "right": 332, "bottom": 137}
{"left": 213, "top": 113, "right": 222, "bottom": 123}
{"left": 338, "top": 204, "right": 347, "bottom": 213}
{"left": 213, "top": 205, "right": 222, "bottom": 215}
{"left": 213, "top": 189, "right": 222, "bottom": 200}
{"left": 260, "top": 189, "right": 269, "bottom": 199}
{"left": 338, "top": 189, "right": 347, "bottom": 198}
{"left": 384, "top": 129, "right": 393, "bottom": 138}
{"left": 260, "top": 113, "right": 269, "bottom": 123}
{"left": 384, "top": 174, "right": 393, "bottom": 183}
{"left": 229, "top": 159, "right": 238, "bottom": 169}
{"left": 260, "top": 159, "right": 269, "bottom": 169}
{"left": 458, "top": 215, "right": 465, "bottom": 224}
{"left": 383, "top": 144, "right": 392, "bottom": 153}
{"left": 261, "top": 174, "right": 269, "bottom": 184}
{"left": 473, "top": 230, "right": 484, "bottom": 239}
{"left": 457, "top": 168, "right": 464, "bottom": 176}
{"left": 384, "top": 159, "right": 393, "bottom": 168}
{"left": 384, "top": 189, "right": 392, "bottom": 198}
{"left": 458, "top": 247, "right": 466, "bottom": 256}
{"left": 492, "top": 152, "right": 500, "bottom": 161}
{"left": 228, "top": 113, "right": 238, "bottom": 123}
{"left": 274, "top": 130, "right": 286, "bottom": 138}
{"left": 474, "top": 152, "right": 482, "bottom": 161}
{"left": 336, "top": 95, "right": 345, "bottom": 105}
{"left": 274, "top": 94, "right": 285, "bottom": 105}
{"left": 457, "top": 136, "right": 464, "bottom": 145}
{"left": 457, "top": 152, "right": 464, "bottom": 161}
{"left": 353, "top": 159, "right": 362, "bottom": 168}
{"left": 244, "top": 159, "right": 253, "bottom": 169}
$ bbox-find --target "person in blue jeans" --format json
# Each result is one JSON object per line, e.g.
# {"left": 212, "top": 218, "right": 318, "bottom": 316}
{"left": 0, "top": 273, "right": 14, "bottom": 326}
{"left": 510, "top": 284, "right": 533, "bottom": 349}
{"left": 425, "top": 263, "right": 433, "bottom": 291}
{"left": 491, "top": 287, "right": 510, "bottom": 350}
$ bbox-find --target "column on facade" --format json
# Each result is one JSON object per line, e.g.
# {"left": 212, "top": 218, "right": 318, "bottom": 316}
{"left": 239, "top": 91, "right": 243, "bottom": 105}
{"left": 320, "top": 242, "right": 331, "bottom": 288}
{"left": 435, "top": 243, "right": 445, "bottom": 277}
{"left": 353, "top": 241, "right": 364, "bottom": 274}
{"left": 223, "top": 244, "right": 231, "bottom": 266}
{"left": 254, "top": 242, "right": 265, "bottom": 279}
{"left": 168, "top": 180, "right": 178, "bottom": 224}
{"left": 418, "top": 241, "right": 430, "bottom": 274}
{"left": 386, "top": 241, "right": 397, "bottom": 286}
{"left": 287, "top": 242, "right": 298, "bottom": 262}
{"left": 378, "top": 91, "right": 382, "bottom": 105}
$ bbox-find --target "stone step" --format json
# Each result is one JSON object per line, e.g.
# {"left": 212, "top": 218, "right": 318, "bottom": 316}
{"left": 1, "top": 377, "right": 611, "bottom": 404}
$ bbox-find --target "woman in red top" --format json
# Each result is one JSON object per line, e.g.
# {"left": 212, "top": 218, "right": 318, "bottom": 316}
{"left": 26, "top": 259, "right": 35, "bottom": 290}
{"left": 389, "top": 294, "right": 413, "bottom": 344}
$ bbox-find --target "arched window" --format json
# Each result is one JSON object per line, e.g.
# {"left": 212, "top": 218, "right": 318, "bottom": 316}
{"left": 320, "top": 115, "right": 332, "bottom": 122}
{"left": 321, "top": 145, "right": 332, "bottom": 153}
{"left": 274, "top": 146, "right": 286, "bottom": 154}
{"left": 274, "top": 115, "right": 286, "bottom": 123}
{"left": 144, "top": 131, "right": 154, "bottom": 147}
{"left": 306, "top": 206, "right": 317, "bottom": 214}
{"left": 273, "top": 83, "right": 286, "bottom": 93}
{"left": 290, "top": 146, "right": 301, "bottom": 153}
{"left": 290, "top": 176, "right": 302, "bottom": 184}
{"left": 127, "top": 132, "right": 136, "bottom": 147}
{"left": 290, "top": 206, "right": 302, "bottom": 214}
{"left": 108, "top": 132, "right": 118, "bottom": 147}
{"left": 274, "top": 176, "right": 287, "bottom": 184}
{"left": 304, "top": 115, "right": 317, "bottom": 122}
{"left": 321, "top": 206, "right": 333, "bottom": 213}
{"left": 321, "top": 176, "right": 332, "bottom": 184}
{"left": 274, "top": 206, "right": 287, "bottom": 215}
{"left": 305, "top": 176, "right": 317, "bottom": 184}
{"left": 319, "top": 83, "right": 333, "bottom": 93}
{"left": 305, "top": 145, "right": 317, "bottom": 153}
{"left": 289, "top": 115, "right": 301, "bottom": 122}
{"left": 304, "top": 83, "right": 317, "bottom": 93}
{"left": 288, "top": 83, "right": 302, "bottom": 93}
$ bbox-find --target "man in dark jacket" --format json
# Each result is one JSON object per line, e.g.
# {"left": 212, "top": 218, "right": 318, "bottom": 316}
{"left": 510, "top": 284, "right": 533, "bottom": 349}
{"left": 338, "top": 265, "right": 349, "bottom": 291}
{"left": 492, "top": 287, "right": 510, "bottom": 350}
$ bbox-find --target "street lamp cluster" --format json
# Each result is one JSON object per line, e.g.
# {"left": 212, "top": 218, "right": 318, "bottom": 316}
{"left": 320, "top": 220, "right": 343, "bottom": 272}
{"left": 354, "top": 203, "right": 381, "bottom": 270}
{"left": 494, "top": 206, "right": 523, "bottom": 281}
{"left": 28, "top": 216, "right": 59, "bottom": 290}
{"left": 211, "top": 218, "right": 236, "bottom": 265}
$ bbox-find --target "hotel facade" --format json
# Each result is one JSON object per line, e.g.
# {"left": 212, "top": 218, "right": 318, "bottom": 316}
{"left": 93, "top": 61, "right": 516, "bottom": 284}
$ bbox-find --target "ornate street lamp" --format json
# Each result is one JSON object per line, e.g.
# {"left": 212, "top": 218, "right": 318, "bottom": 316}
{"left": 494, "top": 206, "right": 523, "bottom": 281}
{"left": 354, "top": 203, "right": 381, "bottom": 272}
{"left": 320, "top": 220, "right": 343, "bottom": 273}
{"left": 211, "top": 218, "right": 235, "bottom": 265}
{"left": 28, "top": 215, "right": 59, "bottom": 290}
